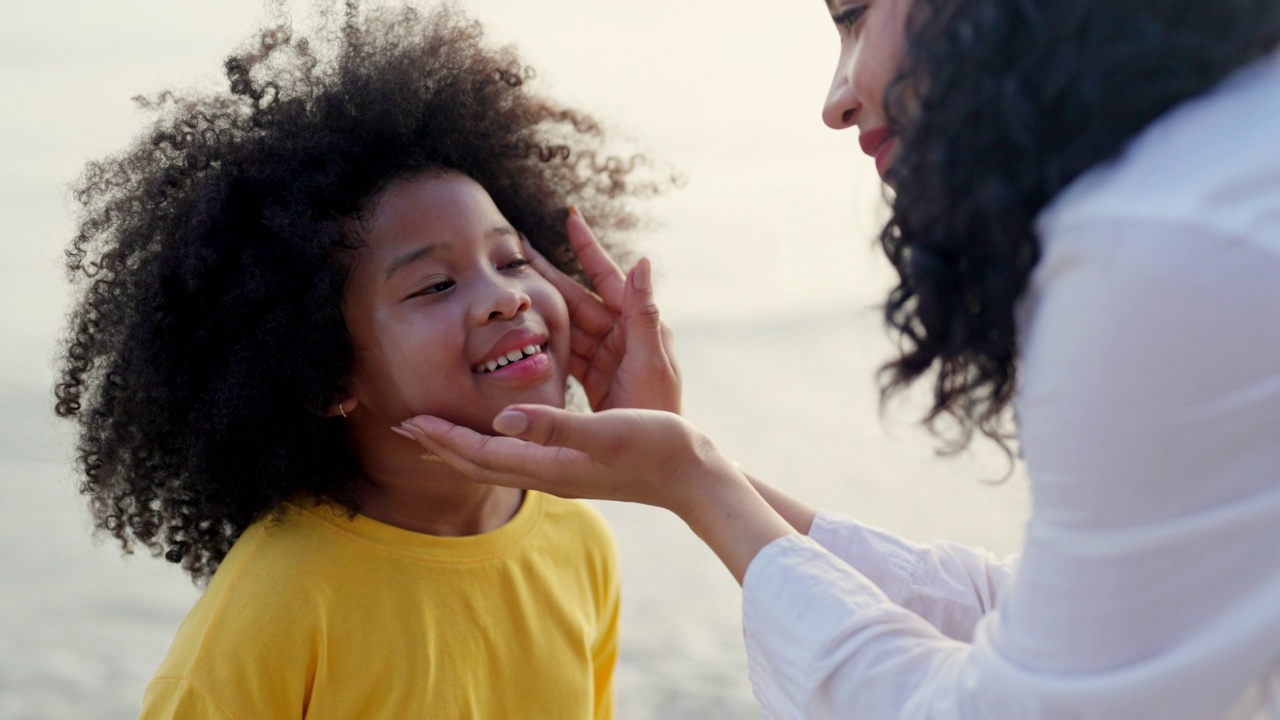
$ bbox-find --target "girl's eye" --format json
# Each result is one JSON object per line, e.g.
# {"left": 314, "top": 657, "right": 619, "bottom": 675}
{"left": 411, "top": 279, "right": 454, "bottom": 298}
{"left": 501, "top": 257, "right": 532, "bottom": 272}
{"left": 833, "top": 4, "right": 868, "bottom": 32}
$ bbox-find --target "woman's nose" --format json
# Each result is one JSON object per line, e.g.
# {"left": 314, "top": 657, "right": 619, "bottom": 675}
{"left": 823, "top": 52, "right": 859, "bottom": 130}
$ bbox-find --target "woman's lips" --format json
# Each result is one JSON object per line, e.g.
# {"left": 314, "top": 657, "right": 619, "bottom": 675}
{"left": 873, "top": 136, "right": 897, "bottom": 177}
{"left": 858, "top": 126, "right": 895, "bottom": 177}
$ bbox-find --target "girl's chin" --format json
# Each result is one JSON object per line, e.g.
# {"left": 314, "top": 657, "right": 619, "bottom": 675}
{"left": 400, "top": 377, "right": 569, "bottom": 433}
{"left": 461, "top": 399, "right": 570, "bottom": 435}
{"left": 494, "top": 388, "right": 569, "bottom": 415}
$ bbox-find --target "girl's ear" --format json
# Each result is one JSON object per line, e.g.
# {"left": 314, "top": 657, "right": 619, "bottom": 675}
{"left": 325, "top": 397, "right": 359, "bottom": 419}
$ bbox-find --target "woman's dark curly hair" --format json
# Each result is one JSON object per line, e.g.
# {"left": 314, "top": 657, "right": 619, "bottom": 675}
{"left": 55, "top": 3, "right": 655, "bottom": 582}
{"left": 878, "top": 0, "right": 1280, "bottom": 450}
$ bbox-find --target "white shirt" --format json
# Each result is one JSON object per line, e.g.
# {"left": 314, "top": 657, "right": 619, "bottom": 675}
{"left": 742, "top": 52, "right": 1280, "bottom": 719}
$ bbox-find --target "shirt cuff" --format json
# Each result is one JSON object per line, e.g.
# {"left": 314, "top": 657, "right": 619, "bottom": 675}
{"left": 808, "top": 510, "right": 924, "bottom": 605}
{"left": 742, "top": 534, "right": 902, "bottom": 718}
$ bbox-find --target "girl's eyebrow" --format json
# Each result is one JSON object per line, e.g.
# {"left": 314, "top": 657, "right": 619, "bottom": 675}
{"left": 384, "top": 243, "right": 443, "bottom": 282}
{"left": 382, "top": 227, "right": 519, "bottom": 282}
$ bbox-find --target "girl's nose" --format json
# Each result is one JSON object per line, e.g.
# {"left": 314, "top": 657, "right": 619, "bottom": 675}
{"left": 477, "top": 277, "right": 532, "bottom": 323}
{"left": 823, "top": 54, "right": 859, "bottom": 130}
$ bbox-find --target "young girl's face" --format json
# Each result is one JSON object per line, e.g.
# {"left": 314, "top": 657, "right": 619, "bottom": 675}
{"left": 341, "top": 172, "right": 571, "bottom": 435}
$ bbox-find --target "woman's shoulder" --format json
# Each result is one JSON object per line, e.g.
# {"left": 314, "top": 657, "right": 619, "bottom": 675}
{"left": 1039, "top": 51, "right": 1280, "bottom": 246}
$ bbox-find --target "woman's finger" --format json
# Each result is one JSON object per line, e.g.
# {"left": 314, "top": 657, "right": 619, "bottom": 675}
{"left": 587, "top": 335, "right": 624, "bottom": 384}
{"left": 570, "top": 324, "right": 605, "bottom": 360}
{"left": 566, "top": 209, "right": 626, "bottom": 310}
{"left": 622, "top": 258, "right": 679, "bottom": 383}
{"left": 410, "top": 406, "right": 606, "bottom": 453}
{"left": 524, "top": 236, "right": 618, "bottom": 334}
{"left": 569, "top": 352, "right": 591, "bottom": 385}
{"left": 660, "top": 322, "right": 682, "bottom": 379}
{"left": 400, "top": 416, "right": 594, "bottom": 487}
{"left": 579, "top": 369, "right": 615, "bottom": 413}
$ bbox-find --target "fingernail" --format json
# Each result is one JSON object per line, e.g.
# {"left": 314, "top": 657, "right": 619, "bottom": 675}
{"left": 569, "top": 206, "right": 584, "bottom": 222}
{"left": 401, "top": 421, "right": 429, "bottom": 440}
{"left": 633, "top": 257, "right": 651, "bottom": 292}
{"left": 493, "top": 409, "right": 528, "bottom": 435}
{"left": 420, "top": 452, "right": 445, "bottom": 463}
{"left": 390, "top": 426, "right": 416, "bottom": 440}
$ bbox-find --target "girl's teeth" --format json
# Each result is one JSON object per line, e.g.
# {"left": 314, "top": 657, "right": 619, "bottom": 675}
{"left": 476, "top": 344, "right": 544, "bottom": 373}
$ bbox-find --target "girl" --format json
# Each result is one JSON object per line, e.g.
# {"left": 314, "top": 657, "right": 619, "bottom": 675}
{"left": 55, "top": 5, "right": 675, "bottom": 718}
{"left": 399, "top": 0, "right": 1280, "bottom": 718}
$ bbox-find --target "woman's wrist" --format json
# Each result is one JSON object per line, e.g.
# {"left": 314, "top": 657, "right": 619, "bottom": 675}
{"left": 669, "top": 455, "right": 798, "bottom": 585}
{"left": 742, "top": 471, "right": 819, "bottom": 535}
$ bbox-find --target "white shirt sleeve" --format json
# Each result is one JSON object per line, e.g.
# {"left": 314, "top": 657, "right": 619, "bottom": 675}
{"left": 808, "top": 512, "right": 1017, "bottom": 642}
{"left": 742, "top": 222, "right": 1280, "bottom": 719}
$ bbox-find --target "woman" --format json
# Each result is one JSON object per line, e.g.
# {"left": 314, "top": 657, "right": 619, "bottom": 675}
{"left": 395, "top": 0, "right": 1280, "bottom": 717}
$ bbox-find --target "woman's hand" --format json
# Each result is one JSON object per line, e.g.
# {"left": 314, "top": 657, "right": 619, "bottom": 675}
{"left": 397, "top": 406, "right": 797, "bottom": 583}
{"left": 526, "top": 210, "right": 681, "bottom": 413}
{"left": 402, "top": 406, "right": 716, "bottom": 511}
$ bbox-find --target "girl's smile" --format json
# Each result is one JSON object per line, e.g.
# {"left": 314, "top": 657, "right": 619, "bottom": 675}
{"left": 472, "top": 333, "right": 552, "bottom": 381}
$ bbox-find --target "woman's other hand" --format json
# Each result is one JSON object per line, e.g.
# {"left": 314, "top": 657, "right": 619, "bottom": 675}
{"left": 525, "top": 209, "right": 681, "bottom": 413}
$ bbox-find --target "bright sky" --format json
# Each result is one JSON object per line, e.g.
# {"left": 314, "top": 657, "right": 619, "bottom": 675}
{"left": 0, "top": 0, "right": 890, "bottom": 388}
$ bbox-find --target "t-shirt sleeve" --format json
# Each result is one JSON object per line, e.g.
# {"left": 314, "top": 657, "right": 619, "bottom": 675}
{"left": 139, "top": 529, "right": 315, "bottom": 720}
{"left": 809, "top": 511, "right": 1017, "bottom": 642}
{"left": 139, "top": 678, "right": 235, "bottom": 720}
{"left": 742, "top": 224, "right": 1280, "bottom": 719}
{"left": 588, "top": 508, "right": 621, "bottom": 720}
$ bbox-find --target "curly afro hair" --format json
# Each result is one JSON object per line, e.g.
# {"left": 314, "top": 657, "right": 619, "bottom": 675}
{"left": 876, "top": 0, "right": 1280, "bottom": 451}
{"left": 55, "top": 3, "right": 656, "bottom": 583}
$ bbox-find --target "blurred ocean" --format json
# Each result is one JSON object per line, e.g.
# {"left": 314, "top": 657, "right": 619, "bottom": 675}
{"left": 0, "top": 1, "right": 1030, "bottom": 718}
{"left": 0, "top": 316, "right": 1029, "bottom": 720}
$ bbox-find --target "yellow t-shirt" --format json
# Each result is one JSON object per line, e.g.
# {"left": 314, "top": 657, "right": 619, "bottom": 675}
{"left": 139, "top": 492, "right": 619, "bottom": 719}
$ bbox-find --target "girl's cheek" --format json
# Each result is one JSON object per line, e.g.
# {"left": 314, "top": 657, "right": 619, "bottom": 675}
{"left": 529, "top": 280, "right": 568, "bottom": 322}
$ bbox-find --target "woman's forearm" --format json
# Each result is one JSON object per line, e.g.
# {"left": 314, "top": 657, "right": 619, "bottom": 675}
{"left": 742, "top": 471, "right": 818, "bottom": 535}
{"left": 674, "top": 467, "right": 798, "bottom": 585}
